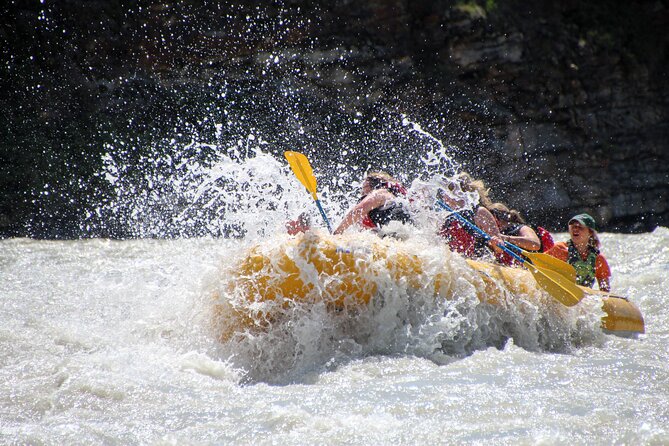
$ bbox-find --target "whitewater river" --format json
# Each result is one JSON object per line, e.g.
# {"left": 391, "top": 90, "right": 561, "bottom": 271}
{"left": 1, "top": 228, "right": 668, "bottom": 445}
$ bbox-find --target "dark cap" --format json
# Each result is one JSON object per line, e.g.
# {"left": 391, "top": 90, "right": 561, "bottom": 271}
{"left": 569, "top": 213, "right": 597, "bottom": 231}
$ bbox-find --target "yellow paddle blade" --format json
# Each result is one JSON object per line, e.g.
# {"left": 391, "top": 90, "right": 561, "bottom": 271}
{"left": 527, "top": 263, "right": 584, "bottom": 307}
{"left": 522, "top": 250, "right": 576, "bottom": 282}
{"left": 284, "top": 151, "right": 318, "bottom": 200}
{"left": 284, "top": 151, "right": 333, "bottom": 233}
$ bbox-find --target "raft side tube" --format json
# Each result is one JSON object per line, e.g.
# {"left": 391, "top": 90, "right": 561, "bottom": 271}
{"left": 216, "top": 233, "right": 645, "bottom": 338}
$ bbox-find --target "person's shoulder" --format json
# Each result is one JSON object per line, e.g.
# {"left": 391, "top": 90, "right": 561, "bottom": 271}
{"left": 546, "top": 242, "right": 568, "bottom": 256}
{"left": 517, "top": 224, "right": 535, "bottom": 233}
{"left": 595, "top": 252, "right": 611, "bottom": 278}
{"left": 475, "top": 206, "right": 494, "bottom": 217}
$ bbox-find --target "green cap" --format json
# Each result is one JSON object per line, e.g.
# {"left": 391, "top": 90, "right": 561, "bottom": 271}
{"left": 569, "top": 213, "right": 597, "bottom": 231}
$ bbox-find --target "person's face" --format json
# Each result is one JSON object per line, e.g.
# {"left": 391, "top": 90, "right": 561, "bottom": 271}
{"left": 361, "top": 178, "right": 373, "bottom": 195}
{"left": 440, "top": 182, "right": 466, "bottom": 207}
{"left": 568, "top": 221, "right": 590, "bottom": 244}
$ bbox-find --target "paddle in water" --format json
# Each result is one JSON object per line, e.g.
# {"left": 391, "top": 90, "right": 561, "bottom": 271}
{"left": 284, "top": 151, "right": 333, "bottom": 233}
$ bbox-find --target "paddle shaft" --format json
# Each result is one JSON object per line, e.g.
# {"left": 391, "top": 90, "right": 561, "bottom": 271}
{"left": 436, "top": 199, "right": 583, "bottom": 306}
{"left": 436, "top": 198, "right": 574, "bottom": 274}
{"left": 315, "top": 200, "right": 333, "bottom": 233}
{"left": 436, "top": 199, "right": 526, "bottom": 263}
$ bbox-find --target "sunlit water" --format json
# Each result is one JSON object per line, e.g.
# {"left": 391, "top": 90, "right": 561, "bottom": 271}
{"left": 4, "top": 123, "right": 669, "bottom": 444}
{"left": 1, "top": 227, "right": 668, "bottom": 445}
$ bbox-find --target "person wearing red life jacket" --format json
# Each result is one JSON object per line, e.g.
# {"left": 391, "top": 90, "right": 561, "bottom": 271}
{"left": 334, "top": 171, "right": 413, "bottom": 235}
{"left": 487, "top": 202, "right": 542, "bottom": 266}
{"left": 437, "top": 172, "right": 500, "bottom": 258}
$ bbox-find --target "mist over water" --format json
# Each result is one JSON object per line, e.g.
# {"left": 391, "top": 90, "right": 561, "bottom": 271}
{"left": 86, "top": 114, "right": 463, "bottom": 241}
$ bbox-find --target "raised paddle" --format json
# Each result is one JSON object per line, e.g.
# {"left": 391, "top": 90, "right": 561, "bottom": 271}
{"left": 436, "top": 199, "right": 584, "bottom": 306}
{"left": 284, "top": 151, "right": 333, "bottom": 233}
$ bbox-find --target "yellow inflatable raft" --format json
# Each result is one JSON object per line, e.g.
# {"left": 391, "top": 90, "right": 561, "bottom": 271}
{"left": 214, "top": 232, "right": 644, "bottom": 340}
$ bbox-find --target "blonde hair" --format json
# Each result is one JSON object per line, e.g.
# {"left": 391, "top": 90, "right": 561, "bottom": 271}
{"left": 455, "top": 172, "right": 492, "bottom": 207}
{"left": 364, "top": 171, "right": 406, "bottom": 196}
{"left": 488, "top": 202, "right": 525, "bottom": 224}
{"left": 366, "top": 171, "right": 397, "bottom": 186}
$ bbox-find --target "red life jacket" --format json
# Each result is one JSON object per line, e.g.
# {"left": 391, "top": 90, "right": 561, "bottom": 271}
{"left": 535, "top": 226, "right": 554, "bottom": 252}
{"left": 439, "top": 210, "right": 488, "bottom": 258}
{"left": 361, "top": 215, "right": 377, "bottom": 229}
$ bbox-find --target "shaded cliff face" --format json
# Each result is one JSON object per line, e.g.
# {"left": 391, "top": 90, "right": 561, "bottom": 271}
{"left": 1, "top": 0, "right": 667, "bottom": 237}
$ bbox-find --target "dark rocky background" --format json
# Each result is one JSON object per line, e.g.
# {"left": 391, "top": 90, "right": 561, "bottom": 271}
{"left": 2, "top": 0, "right": 668, "bottom": 238}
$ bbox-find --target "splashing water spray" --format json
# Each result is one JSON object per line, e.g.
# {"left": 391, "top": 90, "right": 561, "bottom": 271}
{"left": 93, "top": 112, "right": 602, "bottom": 384}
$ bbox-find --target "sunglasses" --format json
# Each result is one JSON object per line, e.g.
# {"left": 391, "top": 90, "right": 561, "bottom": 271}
{"left": 492, "top": 210, "right": 511, "bottom": 221}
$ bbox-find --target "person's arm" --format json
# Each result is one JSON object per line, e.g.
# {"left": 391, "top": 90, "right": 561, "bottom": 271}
{"left": 474, "top": 206, "right": 506, "bottom": 254}
{"left": 474, "top": 206, "right": 500, "bottom": 237}
{"left": 500, "top": 225, "right": 541, "bottom": 251}
{"left": 333, "top": 189, "right": 393, "bottom": 235}
{"left": 595, "top": 254, "right": 612, "bottom": 292}
{"left": 598, "top": 277, "right": 611, "bottom": 292}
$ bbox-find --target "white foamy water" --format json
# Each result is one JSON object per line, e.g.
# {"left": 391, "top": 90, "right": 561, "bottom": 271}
{"left": 1, "top": 227, "right": 668, "bottom": 445}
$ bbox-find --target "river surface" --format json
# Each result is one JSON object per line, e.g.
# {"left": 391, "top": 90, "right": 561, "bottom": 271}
{"left": 1, "top": 228, "right": 668, "bottom": 445}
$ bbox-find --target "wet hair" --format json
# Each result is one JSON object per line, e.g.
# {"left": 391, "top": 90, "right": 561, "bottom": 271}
{"left": 488, "top": 202, "right": 525, "bottom": 224}
{"left": 365, "top": 171, "right": 406, "bottom": 196}
{"left": 588, "top": 229, "right": 601, "bottom": 250}
{"left": 454, "top": 172, "right": 493, "bottom": 207}
{"left": 366, "top": 171, "right": 396, "bottom": 188}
